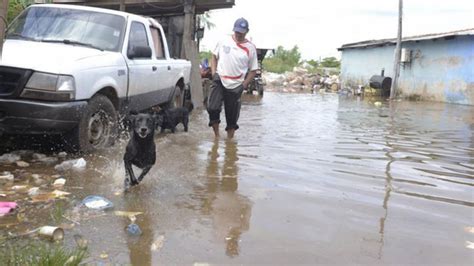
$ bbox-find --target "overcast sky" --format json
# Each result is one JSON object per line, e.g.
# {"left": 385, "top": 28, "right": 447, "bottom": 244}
{"left": 200, "top": 0, "right": 474, "bottom": 60}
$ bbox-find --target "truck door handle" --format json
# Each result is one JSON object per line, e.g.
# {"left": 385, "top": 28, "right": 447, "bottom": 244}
{"left": 152, "top": 66, "right": 157, "bottom": 71}
{"left": 167, "top": 66, "right": 171, "bottom": 70}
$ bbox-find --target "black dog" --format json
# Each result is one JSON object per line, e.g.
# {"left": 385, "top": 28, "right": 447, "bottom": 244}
{"left": 156, "top": 105, "right": 191, "bottom": 133}
{"left": 124, "top": 113, "right": 157, "bottom": 190}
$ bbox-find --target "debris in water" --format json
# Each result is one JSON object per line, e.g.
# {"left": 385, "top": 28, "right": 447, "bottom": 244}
{"left": 16, "top": 161, "right": 30, "bottom": 167}
{"left": 11, "top": 185, "right": 28, "bottom": 191}
{"left": 466, "top": 241, "right": 474, "bottom": 249}
{"left": 151, "top": 235, "right": 165, "bottom": 251}
{"left": 54, "top": 158, "right": 87, "bottom": 171}
{"left": 53, "top": 178, "right": 66, "bottom": 187}
{"left": 28, "top": 187, "right": 40, "bottom": 196}
{"left": 30, "top": 190, "right": 71, "bottom": 202}
{"left": 0, "top": 202, "right": 17, "bottom": 216}
{"left": 38, "top": 226, "right": 64, "bottom": 241}
{"left": 126, "top": 223, "right": 142, "bottom": 236}
{"left": 0, "top": 153, "right": 21, "bottom": 164}
{"left": 82, "top": 195, "right": 113, "bottom": 210}
{"left": 0, "top": 171, "right": 14, "bottom": 181}
{"left": 114, "top": 211, "right": 143, "bottom": 218}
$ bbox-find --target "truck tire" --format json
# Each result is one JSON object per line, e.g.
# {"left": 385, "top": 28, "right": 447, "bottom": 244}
{"left": 169, "top": 85, "right": 183, "bottom": 108}
{"left": 65, "top": 95, "right": 118, "bottom": 152}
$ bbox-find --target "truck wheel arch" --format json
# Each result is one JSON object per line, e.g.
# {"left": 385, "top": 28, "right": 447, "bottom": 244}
{"left": 95, "top": 87, "right": 119, "bottom": 110}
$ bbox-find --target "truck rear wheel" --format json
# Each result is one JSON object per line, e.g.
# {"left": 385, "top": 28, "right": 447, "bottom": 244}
{"left": 65, "top": 95, "right": 118, "bottom": 152}
{"left": 169, "top": 85, "right": 183, "bottom": 108}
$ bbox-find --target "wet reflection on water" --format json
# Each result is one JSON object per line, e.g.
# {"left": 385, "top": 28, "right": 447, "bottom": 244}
{"left": 199, "top": 140, "right": 251, "bottom": 257}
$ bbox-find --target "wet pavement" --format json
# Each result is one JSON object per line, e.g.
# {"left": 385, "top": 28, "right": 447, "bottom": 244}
{"left": 1, "top": 92, "right": 473, "bottom": 265}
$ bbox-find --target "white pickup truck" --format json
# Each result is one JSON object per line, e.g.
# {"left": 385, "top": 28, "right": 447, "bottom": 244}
{"left": 0, "top": 4, "right": 191, "bottom": 151}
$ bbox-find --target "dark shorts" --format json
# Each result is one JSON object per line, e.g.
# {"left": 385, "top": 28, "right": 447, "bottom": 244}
{"left": 207, "top": 74, "right": 244, "bottom": 131}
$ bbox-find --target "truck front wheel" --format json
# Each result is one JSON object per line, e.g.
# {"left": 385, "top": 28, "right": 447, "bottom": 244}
{"left": 65, "top": 95, "right": 118, "bottom": 152}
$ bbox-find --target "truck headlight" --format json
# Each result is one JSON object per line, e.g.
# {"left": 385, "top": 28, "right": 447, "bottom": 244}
{"left": 21, "top": 72, "right": 76, "bottom": 101}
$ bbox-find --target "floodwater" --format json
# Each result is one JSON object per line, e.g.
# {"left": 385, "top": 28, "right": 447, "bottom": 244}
{"left": 1, "top": 92, "right": 473, "bottom": 265}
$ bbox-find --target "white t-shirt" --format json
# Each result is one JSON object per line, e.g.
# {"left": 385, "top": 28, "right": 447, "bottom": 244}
{"left": 213, "top": 35, "right": 258, "bottom": 89}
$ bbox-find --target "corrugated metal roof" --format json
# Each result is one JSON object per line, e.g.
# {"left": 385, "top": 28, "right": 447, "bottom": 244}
{"left": 338, "top": 28, "right": 474, "bottom": 51}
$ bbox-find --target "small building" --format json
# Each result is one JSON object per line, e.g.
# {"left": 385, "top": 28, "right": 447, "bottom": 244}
{"left": 338, "top": 28, "right": 474, "bottom": 105}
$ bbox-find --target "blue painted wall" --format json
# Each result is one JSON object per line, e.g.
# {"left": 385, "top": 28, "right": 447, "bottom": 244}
{"left": 340, "top": 35, "right": 474, "bottom": 105}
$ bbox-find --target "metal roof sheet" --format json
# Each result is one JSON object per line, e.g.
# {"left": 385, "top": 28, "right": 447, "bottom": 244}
{"left": 338, "top": 28, "right": 474, "bottom": 51}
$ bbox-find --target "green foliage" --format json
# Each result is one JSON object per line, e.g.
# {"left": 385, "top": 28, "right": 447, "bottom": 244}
{"left": 7, "top": 0, "right": 35, "bottom": 23}
{"left": 263, "top": 45, "right": 301, "bottom": 73}
{"left": 306, "top": 59, "right": 319, "bottom": 68}
{"left": 199, "top": 50, "right": 212, "bottom": 62}
{"left": 0, "top": 241, "right": 87, "bottom": 266}
{"left": 320, "top": 56, "right": 340, "bottom": 68}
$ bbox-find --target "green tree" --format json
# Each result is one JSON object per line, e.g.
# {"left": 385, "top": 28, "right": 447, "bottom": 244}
{"left": 306, "top": 59, "right": 319, "bottom": 68}
{"left": 263, "top": 45, "right": 301, "bottom": 73}
{"left": 8, "top": 0, "right": 36, "bottom": 23}
{"left": 199, "top": 50, "right": 212, "bottom": 62}
{"left": 320, "top": 57, "right": 340, "bottom": 68}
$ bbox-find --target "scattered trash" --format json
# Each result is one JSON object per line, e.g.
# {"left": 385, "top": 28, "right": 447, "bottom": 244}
{"left": 114, "top": 211, "right": 143, "bottom": 218}
{"left": 151, "top": 235, "right": 165, "bottom": 251}
{"left": 11, "top": 185, "right": 28, "bottom": 191}
{"left": 374, "top": 101, "right": 382, "bottom": 107}
{"left": 53, "top": 178, "right": 66, "bottom": 187}
{"left": 32, "top": 153, "right": 47, "bottom": 160}
{"left": 126, "top": 223, "right": 142, "bottom": 236}
{"left": 38, "top": 226, "right": 64, "bottom": 241}
{"left": 0, "top": 153, "right": 21, "bottom": 164}
{"left": 58, "top": 152, "right": 68, "bottom": 158}
{"left": 466, "top": 241, "right": 474, "bottom": 249}
{"left": 28, "top": 187, "right": 40, "bottom": 196}
{"left": 51, "top": 190, "right": 71, "bottom": 197}
{"left": 99, "top": 252, "right": 109, "bottom": 259}
{"left": 74, "top": 234, "right": 88, "bottom": 249}
{"left": 30, "top": 190, "right": 71, "bottom": 202}
{"left": 82, "top": 195, "right": 113, "bottom": 210}
{"left": 54, "top": 158, "right": 87, "bottom": 171}
{"left": 465, "top": 226, "right": 474, "bottom": 234}
{"left": 0, "top": 202, "right": 17, "bottom": 216}
{"left": 15, "top": 161, "right": 30, "bottom": 167}
{"left": 0, "top": 171, "right": 14, "bottom": 181}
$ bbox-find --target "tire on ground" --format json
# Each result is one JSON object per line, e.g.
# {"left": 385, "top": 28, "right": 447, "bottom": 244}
{"left": 64, "top": 94, "right": 118, "bottom": 152}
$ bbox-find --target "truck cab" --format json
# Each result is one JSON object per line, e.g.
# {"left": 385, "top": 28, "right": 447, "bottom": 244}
{"left": 0, "top": 4, "right": 191, "bottom": 151}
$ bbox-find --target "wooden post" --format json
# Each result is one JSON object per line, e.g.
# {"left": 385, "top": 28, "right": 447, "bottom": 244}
{"left": 390, "top": 0, "right": 403, "bottom": 99}
{"left": 0, "top": 0, "right": 9, "bottom": 61}
{"left": 181, "top": 0, "right": 204, "bottom": 108}
{"left": 119, "top": 0, "right": 125, "bottom": 11}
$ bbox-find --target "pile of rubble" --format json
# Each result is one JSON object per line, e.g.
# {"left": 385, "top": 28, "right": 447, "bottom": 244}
{"left": 263, "top": 67, "right": 341, "bottom": 93}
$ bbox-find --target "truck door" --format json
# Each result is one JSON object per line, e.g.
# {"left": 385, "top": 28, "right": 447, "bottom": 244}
{"left": 125, "top": 21, "right": 159, "bottom": 111}
{"left": 149, "top": 26, "right": 174, "bottom": 100}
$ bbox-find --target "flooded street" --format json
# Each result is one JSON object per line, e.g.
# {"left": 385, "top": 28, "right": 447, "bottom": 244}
{"left": 1, "top": 92, "right": 473, "bottom": 264}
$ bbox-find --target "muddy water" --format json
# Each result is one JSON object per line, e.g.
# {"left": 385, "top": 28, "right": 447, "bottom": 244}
{"left": 1, "top": 92, "right": 473, "bottom": 264}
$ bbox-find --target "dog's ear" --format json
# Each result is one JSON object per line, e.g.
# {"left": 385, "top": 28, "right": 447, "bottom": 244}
{"left": 128, "top": 114, "right": 137, "bottom": 125}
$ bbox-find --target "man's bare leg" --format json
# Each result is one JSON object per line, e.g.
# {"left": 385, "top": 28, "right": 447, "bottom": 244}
{"left": 227, "top": 128, "right": 235, "bottom": 139}
{"left": 212, "top": 124, "right": 220, "bottom": 138}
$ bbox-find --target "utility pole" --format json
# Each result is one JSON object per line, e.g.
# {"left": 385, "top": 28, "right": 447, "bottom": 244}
{"left": 0, "top": 0, "right": 9, "bottom": 61}
{"left": 390, "top": 0, "right": 403, "bottom": 99}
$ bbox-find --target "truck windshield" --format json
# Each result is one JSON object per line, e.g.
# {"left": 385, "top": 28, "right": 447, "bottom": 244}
{"left": 7, "top": 6, "right": 126, "bottom": 52}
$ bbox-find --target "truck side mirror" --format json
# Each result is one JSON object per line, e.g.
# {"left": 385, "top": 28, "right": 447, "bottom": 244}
{"left": 128, "top": 46, "right": 152, "bottom": 59}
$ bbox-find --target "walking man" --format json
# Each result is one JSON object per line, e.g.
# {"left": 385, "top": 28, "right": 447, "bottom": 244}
{"left": 208, "top": 17, "right": 258, "bottom": 139}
